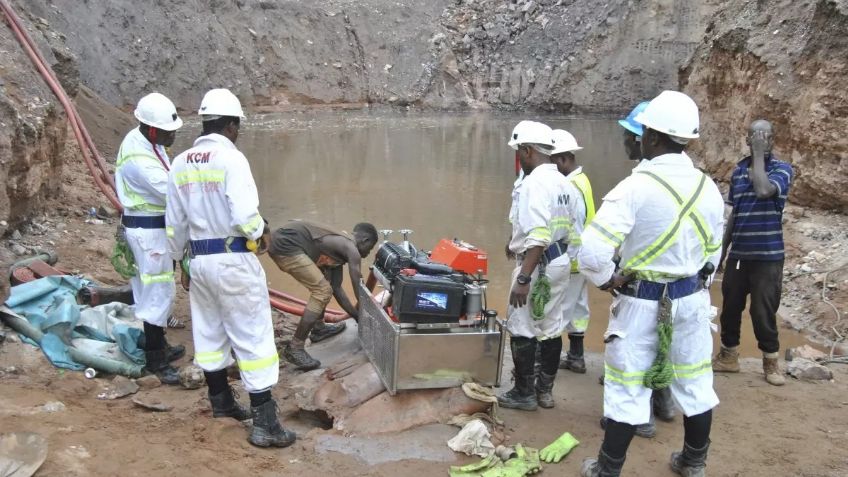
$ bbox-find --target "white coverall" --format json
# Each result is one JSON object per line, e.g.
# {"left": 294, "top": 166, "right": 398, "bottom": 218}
{"left": 577, "top": 153, "right": 724, "bottom": 425}
{"left": 166, "top": 133, "right": 277, "bottom": 392}
{"left": 507, "top": 163, "right": 582, "bottom": 340}
{"left": 562, "top": 166, "right": 592, "bottom": 334}
{"left": 115, "top": 128, "right": 174, "bottom": 328}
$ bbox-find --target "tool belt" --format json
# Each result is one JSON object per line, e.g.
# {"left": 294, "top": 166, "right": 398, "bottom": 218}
{"left": 517, "top": 239, "right": 568, "bottom": 264}
{"left": 618, "top": 274, "right": 701, "bottom": 301}
{"left": 121, "top": 215, "right": 166, "bottom": 229}
{"left": 543, "top": 239, "right": 568, "bottom": 264}
{"left": 190, "top": 237, "right": 249, "bottom": 256}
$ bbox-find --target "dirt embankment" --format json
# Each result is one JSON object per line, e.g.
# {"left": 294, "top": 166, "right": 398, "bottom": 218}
{"left": 0, "top": 6, "right": 77, "bottom": 234}
{"left": 682, "top": 0, "right": 848, "bottom": 210}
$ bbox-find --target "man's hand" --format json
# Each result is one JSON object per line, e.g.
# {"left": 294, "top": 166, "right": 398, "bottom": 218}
{"left": 599, "top": 272, "right": 631, "bottom": 296}
{"left": 509, "top": 282, "right": 531, "bottom": 308}
{"left": 255, "top": 223, "right": 271, "bottom": 255}
{"left": 505, "top": 242, "right": 515, "bottom": 260}
{"left": 750, "top": 130, "right": 769, "bottom": 162}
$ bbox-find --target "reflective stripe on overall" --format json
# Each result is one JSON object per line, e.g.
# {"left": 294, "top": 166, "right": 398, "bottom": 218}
{"left": 570, "top": 171, "right": 595, "bottom": 271}
{"left": 621, "top": 171, "right": 718, "bottom": 281}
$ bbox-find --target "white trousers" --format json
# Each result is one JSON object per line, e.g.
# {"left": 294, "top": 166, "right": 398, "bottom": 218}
{"left": 126, "top": 227, "right": 175, "bottom": 328}
{"left": 562, "top": 272, "right": 590, "bottom": 334}
{"left": 603, "top": 289, "right": 719, "bottom": 425}
{"left": 189, "top": 252, "right": 278, "bottom": 392}
{"left": 505, "top": 256, "right": 571, "bottom": 340}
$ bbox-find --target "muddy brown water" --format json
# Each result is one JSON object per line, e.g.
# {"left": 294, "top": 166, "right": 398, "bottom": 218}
{"left": 175, "top": 110, "right": 809, "bottom": 357}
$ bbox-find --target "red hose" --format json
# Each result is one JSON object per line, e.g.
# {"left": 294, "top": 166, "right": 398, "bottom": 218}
{"left": 2, "top": 1, "right": 351, "bottom": 320}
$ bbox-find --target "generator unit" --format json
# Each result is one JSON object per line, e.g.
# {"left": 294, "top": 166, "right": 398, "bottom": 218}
{"left": 360, "top": 232, "right": 505, "bottom": 394}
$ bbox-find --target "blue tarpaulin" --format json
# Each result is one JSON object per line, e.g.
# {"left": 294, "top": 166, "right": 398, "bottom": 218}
{"left": 5, "top": 276, "right": 145, "bottom": 370}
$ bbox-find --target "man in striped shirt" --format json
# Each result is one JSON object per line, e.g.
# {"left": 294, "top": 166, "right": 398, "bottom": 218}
{"left": 713, "top": 119, "right": 794, "bottom": 386}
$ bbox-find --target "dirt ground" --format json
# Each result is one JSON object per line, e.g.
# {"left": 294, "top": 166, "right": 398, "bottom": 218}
{"left": 0, "top": 154, "right": 845, "bottom": 477}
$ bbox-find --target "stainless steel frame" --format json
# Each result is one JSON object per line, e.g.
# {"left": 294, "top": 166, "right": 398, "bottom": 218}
{"left": 358, "top": 282, "right": 506, "bottom": 395}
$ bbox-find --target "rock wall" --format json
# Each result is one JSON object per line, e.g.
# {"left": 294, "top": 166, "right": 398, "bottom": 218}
{"left": 682, "top": 0, "right": 848, "bottom": 209}
{"left": 0, "top": 4, "right": 77, "bottom": 231}
{"left": 19, "top": 0, "right": 722, "bottom": 113}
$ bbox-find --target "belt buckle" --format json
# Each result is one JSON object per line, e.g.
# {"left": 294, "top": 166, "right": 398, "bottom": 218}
{"left": 225, "top": 237, "right": 234, "bottom": 253}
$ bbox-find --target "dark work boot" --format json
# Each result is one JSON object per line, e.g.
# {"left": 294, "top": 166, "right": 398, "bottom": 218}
{"left": 600, "top": 416, "right": 656, "bottom": 439}
{"left": 163, "top": 338, "right": 186, "bottom": 363}
{"left": 559, "top": 351, "right": 587, "bottom": 374}
{"left": 145, "top": 350, "right": 180, "bottom": 385}
{"left": 535, "top": 371, "right": 556, "bottom": 409}
{"left": 580, "top": 449, "right": 626, "bottom": 477}
{"left": 309, "top": 322, "right": 347, "bottom": 343}
{"left": 248, "top": 400, "right": 296, "bottom": 448}
{"left": 653, "top": 387, "right": 676, "bottom": 422}
{"left": 209, "top": 387, "right": 251, "bottom": 421}
{"left": 283, "top": 344, "right": 321, "bottom": 371}
{"left": 499, "top": 374, "right": 538, "bottom": 411}
{"left": 499, "top": 338, "right": 538, "bottom": 411}
{"left": 670, "top": 441, "right": 710, "bottom": 477}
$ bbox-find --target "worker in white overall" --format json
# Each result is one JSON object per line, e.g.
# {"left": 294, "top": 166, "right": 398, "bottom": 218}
{"left": 166, "top": 89, "right": 295, "bottom": 449}
{"left": 115, "top": 93, "right": 184, "bottom": 385}
{"left": 578, "top": 91, "right": 724, "bottom": 477}
{"left": 549, "top": 129, "right": 594, "bottom": 375}
{"left": 499, "top": 120, "right": 581, "bottom": 411}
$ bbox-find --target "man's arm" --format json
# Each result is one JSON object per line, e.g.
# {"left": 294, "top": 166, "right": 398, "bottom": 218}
{"left": 749, "top": 131, "right": 778, "bottom": 199}
{"left": 224, "top": 153, "right": 265, "bottom": 241}
{"left": 325, "top": 267, "right": 358, "bottom": 319}
{"left": 717, "top": 209, "right": 734, "bottom": 273}
{"left": 165, "top": 168, "right": 188, "bottom": 262}
{"left": 577, "top": 180, "right": 637, "bottom": 288}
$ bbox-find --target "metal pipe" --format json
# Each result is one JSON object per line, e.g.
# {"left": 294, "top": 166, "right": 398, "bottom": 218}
{"left": 1, "top": 310, "right": 144, "bottom": 378}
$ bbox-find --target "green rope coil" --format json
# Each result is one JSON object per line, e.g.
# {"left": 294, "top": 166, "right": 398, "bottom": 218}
{"left": 529, "top": 275, "right": 551, "bottom": 321}
{"left": 643, "top": 320, "right": 674, "bottom": 390}
{"left": 110, "top": 239, "right": 137, "bottom": 279}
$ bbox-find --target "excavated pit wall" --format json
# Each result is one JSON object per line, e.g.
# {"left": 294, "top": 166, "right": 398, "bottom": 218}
{"left": 682, "top": 0, "right": 848, "bottom": 209}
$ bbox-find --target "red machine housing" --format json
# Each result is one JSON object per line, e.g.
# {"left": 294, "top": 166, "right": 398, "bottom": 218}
{"left": 430, "top": 239, "right": 488, "bottom": 276}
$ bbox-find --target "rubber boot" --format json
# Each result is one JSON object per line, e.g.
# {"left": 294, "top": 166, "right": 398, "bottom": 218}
{"left": 163, "top": 337, "right": 185, "bottom": 363}
{"left": 600, "top": 416, "right": 655, "bottom": 439}
{"left": 763, "top": 353, "right": 785, "bottom": 386}
{"left": 560, "top": 334, "right": 587, "bottom": 373}
{"left": 580, "top": 449, "right": 626, "bottom": 477}
{"left": 535, "top": 371, "right": 556, "bottom": 409}
{"left": 248, "top": 399, "right": 296, "bottom": 448}
{"left": 209, "top": 386, "right": 251, "bottom": 421}
{"left": 145, "top": 350, "right": 180, "bottom": 385}
{"left": 711, "top": 345, "right": 740, "bottom": 373}
{"left": 283, "top": 343, "right": 321, "bottom": 371}
{"left": 670, "top": 441, "right": 710, "bottom": 477}
{"left": 309, "top": 321, "right": 347, "bottom": 343}
{"left": 652, "top": 387, "right": 676, "bottom": 422}
{"left": 559, "top": 351, "right": 587, "bottom": 374}
{"left": 498, "top": 338, "right": 538, "bottom": 411}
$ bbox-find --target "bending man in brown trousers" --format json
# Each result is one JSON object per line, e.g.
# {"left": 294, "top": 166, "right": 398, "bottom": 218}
{"left": 268, "top": 220, "right": 378, "bottom": 370}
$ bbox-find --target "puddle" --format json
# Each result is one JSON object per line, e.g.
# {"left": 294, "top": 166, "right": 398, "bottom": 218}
{"left": 174, "top": 110, "right": 816, "bottom": 359}
{"left": 314, "top": 424, "right": 458, "bottom": 465}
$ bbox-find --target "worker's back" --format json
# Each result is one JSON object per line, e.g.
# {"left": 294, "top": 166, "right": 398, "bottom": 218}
{"left": 167, "top": 133, "right": 260, "bottom": 242}
{"left": 606, "top": 152, "right": 723, "bottom": 281}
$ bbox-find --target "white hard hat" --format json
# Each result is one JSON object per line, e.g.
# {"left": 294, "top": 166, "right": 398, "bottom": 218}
{"left": 133, "top": 93, "right": 183, "bottom": 131}
{"left": 550, "top": 129, "right": 583, "bottom": 155}
{"left": 634, "top": 90, "right": 700, "bottom": 141}
{"left": 507, "top": 120, "right": 554, "bottom": 151}
{"left": 198, "top": 88, "right": 245, "bottom": 119}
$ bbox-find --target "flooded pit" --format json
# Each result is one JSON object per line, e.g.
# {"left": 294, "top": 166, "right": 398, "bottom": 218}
{"left": 176, "top": 110, "right": 811, "bottom": 357}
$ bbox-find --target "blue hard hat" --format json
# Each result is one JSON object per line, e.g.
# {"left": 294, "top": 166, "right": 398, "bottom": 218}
{"left": 618, "top": 101, "right": 650, "bottom": 137}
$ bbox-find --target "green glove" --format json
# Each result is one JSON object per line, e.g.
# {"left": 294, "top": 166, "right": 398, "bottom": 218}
{"left": 449, "top": 454, "right": 502, "bottom": 477}
{"left": 481, "top": 444, "right": 542, "bottom": 477}
{"left": 539, "top": 432, "right": 580, "bottom": 463}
